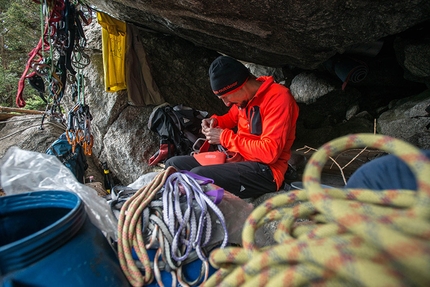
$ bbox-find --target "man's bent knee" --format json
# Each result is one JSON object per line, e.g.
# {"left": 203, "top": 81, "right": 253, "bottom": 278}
{"left": 164, "top": 155, "right": 201, "bottom": 171}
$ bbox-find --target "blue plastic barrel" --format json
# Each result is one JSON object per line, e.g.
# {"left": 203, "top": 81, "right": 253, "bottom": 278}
{"left": 0, "top": 190, "right": 130, "bottom": 287}
{"left": 141, "top": 248, "right": 218, "bottom": 287}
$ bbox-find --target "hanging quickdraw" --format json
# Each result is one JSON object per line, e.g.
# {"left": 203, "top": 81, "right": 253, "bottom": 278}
{"left": 65, "top": 101, "right": 93, "bottom": 155}
{"left": 70, "top": 59, "right": 93, "bottom": 156}
{"left": 82, "top": 105, "right": 94, "bottom": 156}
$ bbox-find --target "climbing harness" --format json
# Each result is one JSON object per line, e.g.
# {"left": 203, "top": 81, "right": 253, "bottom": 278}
{"left": 15, "top": 0, "right": 94, "bottom": 155}
{"left": 116, "top": 167, "right": 228, "bottom": 287}
{"left": 203, "top": 133, "right": 430, "bottom": 286}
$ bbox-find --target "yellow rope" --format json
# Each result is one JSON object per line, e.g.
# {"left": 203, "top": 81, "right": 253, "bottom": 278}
{"left": 117, "top": 166, "right": 176, "bottom": 287}
{"left": 203, "top": 133, "right": 430, "bottom": 286}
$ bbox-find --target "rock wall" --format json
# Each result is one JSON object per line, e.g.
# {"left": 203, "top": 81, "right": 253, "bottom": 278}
{"left": 89, "top": 0, "right": 430, "bottom": 69}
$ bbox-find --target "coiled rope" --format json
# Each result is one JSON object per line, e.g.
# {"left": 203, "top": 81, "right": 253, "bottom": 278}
{"left": 117, "top": 167, "right": 176, "bottom": 286}
{"left": 117, "top": 167, "right": 229, "bottom": 287}
{"left": 203, "top": 133, "right": 430, "bottom": 286}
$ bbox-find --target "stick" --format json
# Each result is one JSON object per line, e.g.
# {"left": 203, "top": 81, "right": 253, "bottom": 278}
{"left": 0, "top": 106, "right": 45, "bottom": 115}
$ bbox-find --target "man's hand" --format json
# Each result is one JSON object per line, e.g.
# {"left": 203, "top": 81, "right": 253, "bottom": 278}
{"left": 201, "top": 118, "right": 218, "bottom": 129}
{"left": 202, "top": 127, "right": 223, "bottom": 144}
{"left": 201, "top": 118, "right": 222, "bottom": 144}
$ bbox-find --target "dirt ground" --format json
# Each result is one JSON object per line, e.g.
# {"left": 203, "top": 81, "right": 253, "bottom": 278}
{"left": 286, "top": 147, "right": 386, "bottom": 188}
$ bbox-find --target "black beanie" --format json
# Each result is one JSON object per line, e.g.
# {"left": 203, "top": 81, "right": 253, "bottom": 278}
{"left": 209, "top": 56, "right": 250, "bottom": 96}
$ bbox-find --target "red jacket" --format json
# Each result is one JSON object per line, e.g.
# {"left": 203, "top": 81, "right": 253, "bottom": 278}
{"left": 213, "top": 76, "right": 299, "bottom": 190}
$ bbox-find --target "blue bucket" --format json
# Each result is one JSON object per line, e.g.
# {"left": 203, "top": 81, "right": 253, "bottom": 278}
{"left": 141, "top": 248, "right": 218, "bottom": 287}
{"left": 290, "top": 181, "right": 333, "bottom": 190}
{"left": 0, "top": 190, "right": 129, "bottom": 286}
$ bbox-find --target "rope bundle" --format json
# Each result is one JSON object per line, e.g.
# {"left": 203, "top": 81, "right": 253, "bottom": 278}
{"left": 163, "top": 172, "right": 228, "bottom": 262}
{"left": 117, "top": 167, "right": 176, "bottom": 287}
{"left": 203, "top": 133, "right": 430, "bottom": 286}
{"left": 117, "top": 167, "right": 229, "bottom": 287}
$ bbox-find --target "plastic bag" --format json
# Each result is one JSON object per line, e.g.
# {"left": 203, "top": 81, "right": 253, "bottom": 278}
{"left": 127, "top": 171, "right": 160, "bottom": 189}
{"left": 0, "top": 146, "right": 117, "bottom": 241}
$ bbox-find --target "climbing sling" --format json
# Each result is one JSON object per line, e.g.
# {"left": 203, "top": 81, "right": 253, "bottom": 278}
{"left": 117, "top": 167, "right": 228, "bottom": 287}
{"left": 202, "top": 133, "right": 430, "bottom": 286}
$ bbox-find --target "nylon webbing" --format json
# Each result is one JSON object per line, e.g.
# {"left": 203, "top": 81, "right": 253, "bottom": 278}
{"left": 203, "top": 133, "right": 430, "bottom": 286}
{"left": 163, "top": 172, "right": 228, "bottom": 263}
{"left": 117, "top": 167, "right": 229, "bottom": 287}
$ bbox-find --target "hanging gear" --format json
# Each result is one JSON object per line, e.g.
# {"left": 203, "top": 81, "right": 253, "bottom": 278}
{"left": 66, "top": 102, "right": 93, "bottom": 156}
{"left": 16, "top": 0, "right": 93, "bottom": 148}
{"left": 28, "top": 74, "right": 47, "bottom": 103}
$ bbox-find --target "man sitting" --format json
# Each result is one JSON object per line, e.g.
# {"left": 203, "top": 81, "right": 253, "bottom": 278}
{"left": 165, "top": 56, "right": 299, "bottom": 198}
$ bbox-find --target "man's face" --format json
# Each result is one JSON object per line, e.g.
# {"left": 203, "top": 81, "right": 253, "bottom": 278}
{"left": 218, "top": 88, "right": 249, "bottom": 109}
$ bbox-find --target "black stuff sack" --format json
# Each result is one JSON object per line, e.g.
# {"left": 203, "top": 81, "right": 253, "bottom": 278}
{"left": 147, "top": 103, "right": 208, "bottom": 166}
{"left": 46, "top": 132, "right": 88, "bottom": 183}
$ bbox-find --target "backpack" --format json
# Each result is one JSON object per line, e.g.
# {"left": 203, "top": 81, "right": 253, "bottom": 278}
{"left": 46, "top": 132, "right": 88, "bottom": 183}
{"left": 147, "top": 103, "right": 209, "bottom": 166}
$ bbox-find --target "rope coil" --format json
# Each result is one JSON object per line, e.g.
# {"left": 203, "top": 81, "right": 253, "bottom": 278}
{"left": 203, "top": 133, "right": 430, "bottom": 286}
{"left": 117, "top": 167, "right": 228, "bottom": 287}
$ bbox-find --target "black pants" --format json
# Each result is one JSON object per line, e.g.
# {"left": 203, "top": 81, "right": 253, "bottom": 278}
{"left": 164, "top": 155, "right": 277, "bottom": 199}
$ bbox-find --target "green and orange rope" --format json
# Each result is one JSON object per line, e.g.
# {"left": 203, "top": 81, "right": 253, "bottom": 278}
{"left": 117, "top": 166, "right": 176, "bottom": 287}
{"left": 203, "top": 133, "right": 430, "bottom": 286}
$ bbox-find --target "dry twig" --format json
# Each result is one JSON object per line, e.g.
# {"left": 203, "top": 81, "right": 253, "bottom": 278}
{"left": 296, "top": 145, "right": 348, "bottom": 184}
{"left": 296, "top": 119, "right": 380, "bottom": 185}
